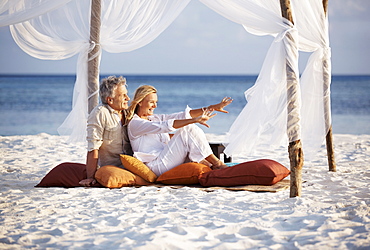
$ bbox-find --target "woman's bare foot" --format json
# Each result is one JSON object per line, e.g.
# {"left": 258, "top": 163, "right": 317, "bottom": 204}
{"left": 199, "top": 159, "right": 212, "bottom": 167}
{"left": 205, "top": 154, "right": 228, "bottom": 170}
{"left": 211, "top": 160, "right": 228, "bottom": 170}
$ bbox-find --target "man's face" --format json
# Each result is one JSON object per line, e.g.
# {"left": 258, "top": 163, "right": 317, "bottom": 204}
{"left": 108, "top": 84, "right": 129, "bottom": 111}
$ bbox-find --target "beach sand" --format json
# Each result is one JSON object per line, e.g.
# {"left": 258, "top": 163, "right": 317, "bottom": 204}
{"left": 0, "top": 133, "right": 369, "bottom": 249}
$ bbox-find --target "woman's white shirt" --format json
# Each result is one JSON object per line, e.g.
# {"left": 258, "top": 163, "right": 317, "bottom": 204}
{"left": 127, "top": 106, "right": 192, "bottom": 163}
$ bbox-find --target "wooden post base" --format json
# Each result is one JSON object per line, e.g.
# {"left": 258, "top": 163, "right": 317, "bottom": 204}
{"left": 288, "top": 140, "right": 304, "bottom": 197}
{"left": 326, "top": 126, "right": 336, "bottom": 172}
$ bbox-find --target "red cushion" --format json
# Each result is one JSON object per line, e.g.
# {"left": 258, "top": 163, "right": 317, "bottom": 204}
{"left": 35, "top": 162, "right": 102, "bottom": 188}
{"left": 199, "top": 159, "right": 290, "bottom": 187}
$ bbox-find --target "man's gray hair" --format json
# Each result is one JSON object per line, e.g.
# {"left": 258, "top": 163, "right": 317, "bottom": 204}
{"left": 100, "top": 76, "right": 127, "bottom": 104}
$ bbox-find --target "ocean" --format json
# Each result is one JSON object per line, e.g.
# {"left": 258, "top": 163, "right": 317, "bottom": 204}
{"left": 0, "top": 74, "right": 369, "bottom": 136}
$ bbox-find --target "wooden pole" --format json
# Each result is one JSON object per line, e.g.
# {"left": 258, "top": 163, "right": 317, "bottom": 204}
{"left": 88, "top": 0, "right": 101, "bottom": 113}
{"left": 279, "top": 0, "right": 304, "bottom": 197}
{"left": 323, "top": 0, "right": 328, "bottom": 14}
{"left": 322, "top": 0, "right": 337, "bottom": 172}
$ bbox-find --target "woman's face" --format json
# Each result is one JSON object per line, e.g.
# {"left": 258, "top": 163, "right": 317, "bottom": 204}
{"left": 138, "top": 93, "right": 157, "bottom": 118}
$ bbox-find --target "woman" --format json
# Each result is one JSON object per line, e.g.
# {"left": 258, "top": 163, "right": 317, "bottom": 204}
{"left": 126, "top": 85, "right": 233, "bottom": 176}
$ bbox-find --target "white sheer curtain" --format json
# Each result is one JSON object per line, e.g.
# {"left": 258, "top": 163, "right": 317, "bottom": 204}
{"left": 100, "top": 1, "right": 190, "bottom": 53}
{"left": 200, "top": 0, "right": 331, "bottom": 160}
{"left": 3, "top": 0, "right": 331, "bottom": 157}
{"left": 7, "top": 0, "right": 191, "bottom": 142}
{"left": 58, "top": 0, "right": 191, "bottom": 142}
{"left": 292, "top": 0, "right": 332, "bottom": 160}
{"left": 200, "top": 0, "right": 301, "bottom": 157}
{"left": 0, "top": 0, "right": 72, "bottom": 27}
{"left": 10, "top": 0, "right": 95, "bottom": 143}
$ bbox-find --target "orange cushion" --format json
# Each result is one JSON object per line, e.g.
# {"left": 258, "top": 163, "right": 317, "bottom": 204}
{"left": 120, "top": 154, "right": 157, "bottom": 183}
{"left": 35, "top": 162, "right": 102, "bottom": 188}
{"left": 157, "top": 162, "right": 212, "bottom": 185}
{"left": 199, "top": 159, "right": 290, "bottom": 187}
{"left": 95, "top": 165, "right": 150, "bottom": 188}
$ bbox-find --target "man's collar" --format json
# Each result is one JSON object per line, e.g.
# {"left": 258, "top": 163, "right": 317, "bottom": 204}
{"left": 104, "top": 104, "right": 127, "bottom": 116}
{"left": 105, "top": 104, "right": 119, "bottom": 114}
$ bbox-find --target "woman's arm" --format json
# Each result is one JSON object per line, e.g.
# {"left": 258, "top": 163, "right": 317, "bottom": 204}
{"left": 129, "top": 105, "right": 222, "bottom": 138}
{"left": 128, "top": 115, "right": 176, "bottom": 139}
{"left": 173, "top": 109, "right": 216, "bottom": 129}
{"left": 189, "top": 97, "right": 233, "bottom": 118}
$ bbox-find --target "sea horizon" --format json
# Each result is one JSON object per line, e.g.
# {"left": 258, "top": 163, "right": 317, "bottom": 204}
{"left": 1, "top": 73, "right": 370, "bottom": 76}
{"left": 1, "top": 74, "right": 369, "bottom": 136}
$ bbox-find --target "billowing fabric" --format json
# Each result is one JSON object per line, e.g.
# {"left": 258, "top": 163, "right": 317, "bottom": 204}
{"left": 201, "top": 0, "right": 331, "bottom": 160}
{"left": 4, "top": 0, "right": 191, "bottom": 142}
{"left": 292, "top": 0, "right": 332, "bottom": 160}
{"left": 200, "top": 0, "right": 300, "bottom": 156}
{"left": 0, "top": 0, "right": 72, "bottom": 27}
{"left": 2, "top": 0, "right": 332, "bottom": 161}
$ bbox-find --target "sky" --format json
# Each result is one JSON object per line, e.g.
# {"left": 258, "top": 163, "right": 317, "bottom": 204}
{"left": 0, "top": 0, "right": 369, "bottom": 75}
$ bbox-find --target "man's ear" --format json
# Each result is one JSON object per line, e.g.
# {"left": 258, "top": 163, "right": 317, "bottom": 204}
{"left": 106, "top": 97, "right": 113, "bottom": 104}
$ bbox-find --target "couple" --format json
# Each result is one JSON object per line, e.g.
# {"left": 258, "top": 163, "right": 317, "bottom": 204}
{"left": 79, "top": 76, "right": 233, "bottom": 187}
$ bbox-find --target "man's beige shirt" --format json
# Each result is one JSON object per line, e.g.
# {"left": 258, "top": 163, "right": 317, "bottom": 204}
{"left": 87, "top": 104, "right": 132, "bottom": 167}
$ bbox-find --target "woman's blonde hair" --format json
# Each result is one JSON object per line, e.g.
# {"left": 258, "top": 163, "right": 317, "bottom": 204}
{"left": 126, "top": 85, "right": 157, "bottom": 121}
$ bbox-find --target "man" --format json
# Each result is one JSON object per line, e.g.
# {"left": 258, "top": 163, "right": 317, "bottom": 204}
{"left": 79, "top": 76, "right": 132, "bottom": 187}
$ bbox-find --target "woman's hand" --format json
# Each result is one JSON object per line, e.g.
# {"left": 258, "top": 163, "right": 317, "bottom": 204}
{"left": 196, "top": 108, "right": 217, "bottom": 128}
{"left": 208, "top": 97, "right": 233, "bottom": 113}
